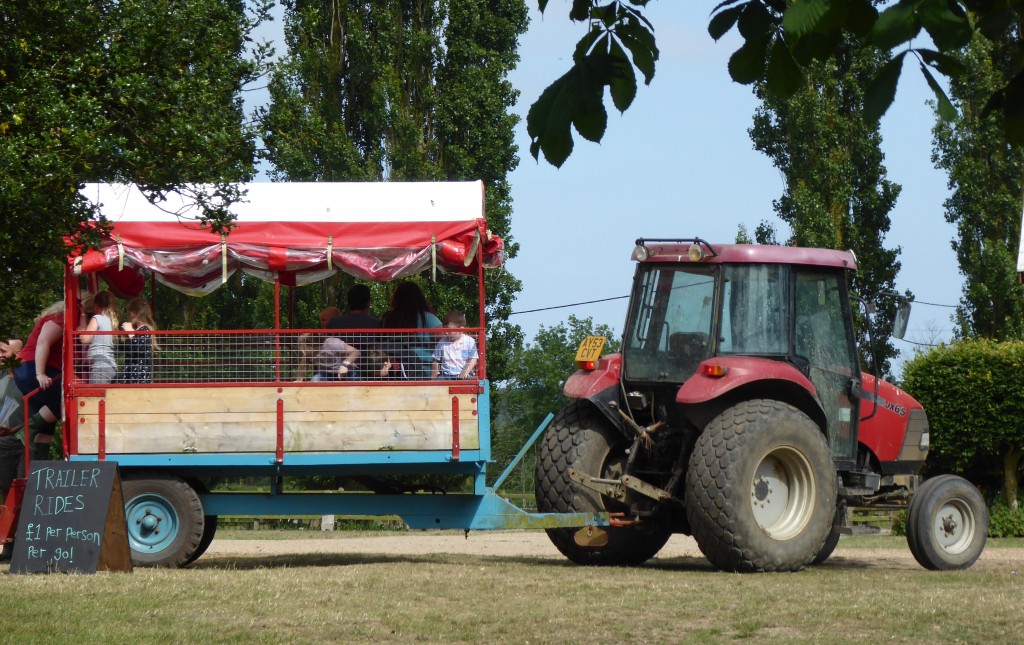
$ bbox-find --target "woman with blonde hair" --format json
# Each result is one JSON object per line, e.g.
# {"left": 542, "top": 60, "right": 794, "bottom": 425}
{"left": 119, "top": 297, "right": 157, "bottom": 383}
{"left": 9, "top": 299, "right": 65, "bottom": 460}
{"left": 79, "top": 290, "right": 119, "bottom": 384}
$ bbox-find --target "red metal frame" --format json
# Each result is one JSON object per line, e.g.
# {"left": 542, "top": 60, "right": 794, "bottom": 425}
{"left": 450, "top": 396, "right": 460, "bottom": 461}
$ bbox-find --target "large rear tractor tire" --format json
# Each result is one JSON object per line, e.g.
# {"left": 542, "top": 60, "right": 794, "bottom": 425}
{"left": 685, "top": 399, "right": 837, "bottom": 572}
{"left": 906, "top": 475, "right": 987, "bottom": 570}
{"left": 122, "top": 474, "right": 205, "bottom": 568}
{"left": 535, "top": 402, "right": 671, "bottom": 566}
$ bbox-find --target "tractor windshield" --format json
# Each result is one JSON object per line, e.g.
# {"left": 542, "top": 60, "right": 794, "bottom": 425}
{"left": 719, "top": 264, "right": 790, "bottom": 356}
{"left": 623, "top": 265, "right": 716, "bottom": 382}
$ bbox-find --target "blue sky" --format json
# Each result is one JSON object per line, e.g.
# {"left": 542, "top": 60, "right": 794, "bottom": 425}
{"left": 251, "top": 2, "right": 964, "bottom": 376}
{"left": 504, "top": 3, "right": 961, "bottom": 375}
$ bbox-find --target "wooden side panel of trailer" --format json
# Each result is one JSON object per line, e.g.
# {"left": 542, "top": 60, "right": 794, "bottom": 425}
{"left": 73, "top": 385, "right": 479, "bottom": 454}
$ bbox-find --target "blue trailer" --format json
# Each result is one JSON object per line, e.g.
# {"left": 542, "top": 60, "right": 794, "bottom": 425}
{"left": 0, "top": 181, "right": 608, "bottom": 567}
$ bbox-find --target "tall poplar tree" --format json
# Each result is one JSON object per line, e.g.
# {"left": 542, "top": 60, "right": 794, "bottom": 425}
{"left": 932, "top": 31, "right": 1024, "bottom": 341}
{"left": 749, "top": 39, "right": 903, "bottom": 376}
{"left": 260, "top": 0, "right": 528, "bottom": 380}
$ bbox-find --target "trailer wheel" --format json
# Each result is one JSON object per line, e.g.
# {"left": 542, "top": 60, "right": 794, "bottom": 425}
{"left": 906, "top": 475, "right": 987, "bottom": 570}
{"left": 535, "top": 401, "right": 671, "bottom": 566}
{"left": 181, "top": 515, "right": 218, "bottom": 567}
{"left": 122, "top": 474, "right": 205, "bottom": 568}
{"left": 180, "top": 480, "right": 217, "bottom": 567}
{"left": 685, "top": 399, "right": 836, "bottom": 572}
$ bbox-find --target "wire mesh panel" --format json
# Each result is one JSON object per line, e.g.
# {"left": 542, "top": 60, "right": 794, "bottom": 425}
{"left": 70, "top": 328, "right": 484, "bottom": 384}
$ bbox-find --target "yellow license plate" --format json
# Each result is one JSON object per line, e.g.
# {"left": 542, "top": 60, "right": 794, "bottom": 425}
{"left": 575, "top": 336, "right": 607, "bottom": 363}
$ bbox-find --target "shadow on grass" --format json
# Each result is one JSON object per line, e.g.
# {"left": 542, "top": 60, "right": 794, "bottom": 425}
{"left": 191, "top": 551, "right": 718, "bottom": 572}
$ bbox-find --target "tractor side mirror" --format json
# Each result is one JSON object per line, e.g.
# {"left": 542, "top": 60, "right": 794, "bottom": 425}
{"left": 893, "top": 300, "right": 911, "bottom": 339}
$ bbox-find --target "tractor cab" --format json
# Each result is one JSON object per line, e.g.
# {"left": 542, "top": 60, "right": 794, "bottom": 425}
{"left": 620, "top": 239, "right": 861, "bottom": 465}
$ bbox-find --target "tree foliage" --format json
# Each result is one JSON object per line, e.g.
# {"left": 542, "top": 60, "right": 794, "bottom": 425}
{"left": 491, "top": 316, "right": 620, "bottom": 488}
{"left": 260, "top": 0, "right": 528, "bottom": 380}
{"left": 932, "top": 29, "right": 1024, "bottom": 341}
{"left": 901, "top": 339, "right": 1024, "bottom": 509}
{"left": 749, "top": 34, "right": 903, "bottom": 375}
{"left": 531, "top": 0, "right": 1024, "bottom": 167}
{"left": 0, "top": 0, "right": 271, "bottom": 336}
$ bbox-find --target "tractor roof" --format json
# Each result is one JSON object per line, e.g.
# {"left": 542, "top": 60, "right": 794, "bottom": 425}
{"left": 632, "top": 239, "right": 857, "bottom": 271}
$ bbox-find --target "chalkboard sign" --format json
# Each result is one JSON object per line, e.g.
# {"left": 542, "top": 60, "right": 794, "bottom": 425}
{"left": 10, "top": 461, "right": 132, "bottom": 574}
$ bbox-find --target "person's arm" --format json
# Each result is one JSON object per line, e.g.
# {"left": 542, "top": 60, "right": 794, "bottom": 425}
{"left": 430, "top": 360, "right": 440, "bottom": 379}
{"left": 460, "top": 357, "right": 478, "bottom": 379}
{"left": 35, "top": 320, "right": 62, "bottom": 389}
{"left": 459, "top": 337, "right": 479, "bottom": 379}
{"left": 337, "top": 344, "right": 360, "bottom": 376}
{"left": 79, "top": 315, "right": 99, "bottom": 346}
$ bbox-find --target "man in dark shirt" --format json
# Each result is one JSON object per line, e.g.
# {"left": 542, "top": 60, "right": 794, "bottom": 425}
{"left": 326, "top": 285, "right": 381, "bottom": 361}
{"left": 327, "top": 284, "right": 380, "bottom": 329}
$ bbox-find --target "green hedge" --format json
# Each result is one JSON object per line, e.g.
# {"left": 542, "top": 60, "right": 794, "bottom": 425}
{"left": 901, "top": 339, "right": 1024, "bottom": 504}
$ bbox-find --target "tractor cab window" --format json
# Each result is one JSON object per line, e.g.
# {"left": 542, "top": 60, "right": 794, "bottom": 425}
{"left": 719, "top": 264, "right": 789, "bottom": 356}
{"left": 623, "top": 266, "right": 715, "bottom": 382}
{"left": 794, "top": 270, "right": 859, "bottom": 462}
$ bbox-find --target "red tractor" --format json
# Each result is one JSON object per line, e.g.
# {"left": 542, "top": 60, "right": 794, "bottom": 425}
{"left": 535, "top": 239, "right": 988, "bottom": 572}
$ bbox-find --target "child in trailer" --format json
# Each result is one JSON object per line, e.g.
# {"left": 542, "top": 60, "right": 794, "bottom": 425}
{"left": 361, "top": 347, "right": 406, "bottom": 380}
{"left": 118, "top": 297, "right": 158, "bottom": 384}
{"left": 296, "top": 333, "right": 360, "bottom": 381}
{"left": 430, "top": 310, "right": 478, "bottom": 380}
{"left": 78, "top": 290, "right": 119, "bottom": 384}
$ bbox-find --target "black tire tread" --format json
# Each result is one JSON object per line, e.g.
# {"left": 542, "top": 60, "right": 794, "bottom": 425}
{"left": 906, "top": 474, "right": 987, "bottom": 571}
{"left": 685, "top": 399, "right": 836, "bottom": 572}
{"left": 535, "top": 401, "right": 670, "bottom": 566}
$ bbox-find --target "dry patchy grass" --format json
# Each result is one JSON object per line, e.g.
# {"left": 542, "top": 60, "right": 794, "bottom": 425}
{"left": 2, "top": 532, "right": 1021, "bottom": 644}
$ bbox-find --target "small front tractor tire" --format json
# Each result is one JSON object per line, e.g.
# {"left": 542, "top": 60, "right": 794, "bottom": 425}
{"left": 685, "top": 399, "right": 837, "bottom": 572}
{"left": 906, "top": 475, "right": 987, "bottom": 570}
{"left": 535, "top": 402, "right": 671, "bottom": 566}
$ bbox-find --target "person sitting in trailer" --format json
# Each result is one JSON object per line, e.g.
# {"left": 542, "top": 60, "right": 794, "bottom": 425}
{"left": 118, "top": 297, "right": 158, "bottom": 384}
{"left": 430, "top": 310, "right": 479, "bottom": 380}
{"left": 317, "top": 306, "right": 342, "bottom": 329}
{"left": 327, "top": 284, "right": 380, "bottom": 352}
{"left": 379, "top": 281, "right": 441, "bottom": 379}
{"left": 78, "top": 290, "right": 120, "bottom": 384}
{"left": 327, "top": 284, "right": 380, "bottom": 330}
{"left": 360, "top": 347, "right": 407, "bottom": 381}
{"left": 296, "top": 333, "right": 360, "bottom": 382}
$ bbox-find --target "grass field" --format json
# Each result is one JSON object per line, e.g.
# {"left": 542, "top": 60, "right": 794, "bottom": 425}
{"left": 3, "top": 532, "right": 1021, "bottom": 644}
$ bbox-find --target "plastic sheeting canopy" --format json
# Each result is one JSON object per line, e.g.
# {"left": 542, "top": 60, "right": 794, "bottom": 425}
{"left": 72, "top": 182, "right": 503, "bottom": 296}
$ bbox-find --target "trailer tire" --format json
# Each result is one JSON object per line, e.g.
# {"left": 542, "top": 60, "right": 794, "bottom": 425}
{"left": 906, "top": 475, "right": 987, "bottom": 570}
{"left": 535, "top": 401, "right": 671, "bottom": 566}
{"left": 122, "top": 474, "right": 205, "bottom": 568}
{"left": 685, "top": 399, "right": 836, "bottom": 572}
{"left": 180, "top": 515, "right": 217, "bottom": 567}
{"left": 180, "top": 480, "right": 217, "bottom": 567}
